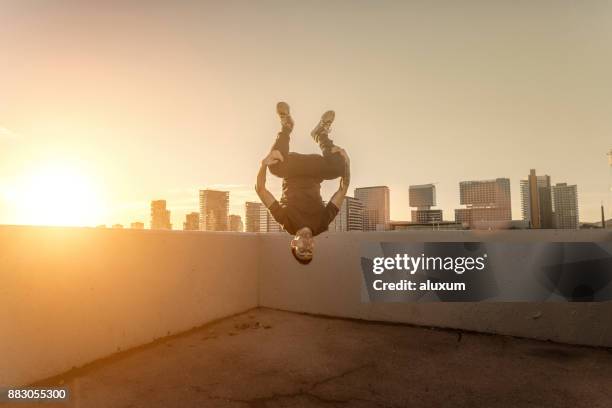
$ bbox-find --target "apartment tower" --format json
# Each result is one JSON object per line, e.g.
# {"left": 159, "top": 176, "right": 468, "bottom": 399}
{"left": 199, "top": 190, "right": 229, "bottom": 231}
{"left": 150, "top": 200, "right": 172, "bottom": 230}
{"left": 328, "top": 196, "right": 364, "bottom": 232}
{"left": 354, "top": 186, "right": 390, "bottom": 231}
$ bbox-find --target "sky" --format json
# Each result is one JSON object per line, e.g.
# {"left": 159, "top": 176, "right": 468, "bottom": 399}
{"left": 0, "top": 0, "right": 611, "bottom": 227}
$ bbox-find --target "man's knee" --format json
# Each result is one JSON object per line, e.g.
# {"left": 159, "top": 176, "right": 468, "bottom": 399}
{"left": 331, "top": 152, "right": 346, "bottom": 170}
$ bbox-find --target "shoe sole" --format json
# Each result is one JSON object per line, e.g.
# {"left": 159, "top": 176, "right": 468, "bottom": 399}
{"left": 311, "top": 110, "right": 335, "bottom": 140}
{"left": 321, "top": 110, "right": 335, "bottom": 124}
{"left": 276, "top": 102, "right": 290, "bottom": 117}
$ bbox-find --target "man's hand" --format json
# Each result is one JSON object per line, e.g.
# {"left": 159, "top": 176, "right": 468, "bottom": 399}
{"left": 262, "top": 150, "right": 284, "bottom": 166}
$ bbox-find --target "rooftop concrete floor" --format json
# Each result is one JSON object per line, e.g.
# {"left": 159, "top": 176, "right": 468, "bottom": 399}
{"left": 20, "top": 308, "right": 612, "bottom": 408}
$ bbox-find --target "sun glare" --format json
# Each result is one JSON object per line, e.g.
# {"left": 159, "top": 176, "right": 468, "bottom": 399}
{"left": 3, "top": 164, "right": 107, "bottom": 227}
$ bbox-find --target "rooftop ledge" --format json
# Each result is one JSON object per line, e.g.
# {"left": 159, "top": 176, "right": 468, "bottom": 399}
{"left": 1, "top": 225, "right": 611, "bottom": 388}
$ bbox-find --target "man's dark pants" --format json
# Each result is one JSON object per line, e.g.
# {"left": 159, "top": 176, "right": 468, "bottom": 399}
{"left": 268, "top": 130, "right": 345, "bottom": 180}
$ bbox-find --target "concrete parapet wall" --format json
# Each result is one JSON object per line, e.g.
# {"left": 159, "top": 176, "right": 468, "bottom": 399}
{"left": 0, "top": 226, "right": 259, "bottom": 386}
{"left": 259, "top": 230, "right": 612, "bottom": 348}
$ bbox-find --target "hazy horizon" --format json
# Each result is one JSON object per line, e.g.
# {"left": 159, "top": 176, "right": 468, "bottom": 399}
{"left": 1, "top": 1, "right": 611, "bottom": 227}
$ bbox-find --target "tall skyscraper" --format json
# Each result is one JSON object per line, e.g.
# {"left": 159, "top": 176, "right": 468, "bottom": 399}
{"left": 552, "top": 183, "right": 579, "bottom": 229}
{"left": 354, "top": 186, "right": 390, "bottom": 231}
{"left": 520, "top": 170, "right": 553, "bottom": 228}
{"left": 244, "top": 201, "right": 282, "bottom": 232}
{"left": 538, "top": 186, "right": 554, "bottom": 229}
{"left": 245, "top": 201, "right": 263, "bottom": 232}
{"left": 527, "top": 169, "right": 542, "bottom": 228}
{"left": 150, "top": 200, "right": 172, "bottom": 230}
{"left": 328, "top": 196, "right": 364, "bottom": 232}
{"left": 199, "top": 190, "right": 229, "bottom": 231}
{"left": 183, "top": 212, "right": 199, "bottom": 231}
{"left": 409, "top": 184, "right": 443, "bottom": 223}
{"left": 229, "top": 214, "right": 244, "bottom": 232}
{"left": 454, "top": 178, "right": 511, "bottom": 227}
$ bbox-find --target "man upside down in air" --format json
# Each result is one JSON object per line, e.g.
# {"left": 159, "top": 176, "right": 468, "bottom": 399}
{"left": 255, "top": 102, "right": 350, "bottom": 264}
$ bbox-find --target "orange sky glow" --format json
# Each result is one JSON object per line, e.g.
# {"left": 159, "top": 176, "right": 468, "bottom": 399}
{"left": 1, "top": 1, "right": 611, "bottom": 227}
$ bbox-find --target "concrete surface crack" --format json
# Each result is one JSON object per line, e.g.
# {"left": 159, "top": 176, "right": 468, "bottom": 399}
{"left": 309, "top": 363, "right": 374, "bottom": 390}
{"left": 207, "top": 363, "right": 394, "bottom": 407}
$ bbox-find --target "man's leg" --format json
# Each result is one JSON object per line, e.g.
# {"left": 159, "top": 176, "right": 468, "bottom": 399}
{"left": 311, "top": 110, "right": 345, "bottom": 180}
{"left": 268, "top": 102, "right": 292, "bottom": 178}
{"left": 269, "top": 104, "right": 345, "bottom": 180}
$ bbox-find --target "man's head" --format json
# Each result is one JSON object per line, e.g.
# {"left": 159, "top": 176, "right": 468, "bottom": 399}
{"left": 291, "top": 227, "right": 314, "bottom": 264}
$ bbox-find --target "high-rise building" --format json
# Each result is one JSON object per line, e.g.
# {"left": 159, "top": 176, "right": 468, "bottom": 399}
{"left": 527, "top": 169, "right": 542, "bottom": 228}
{"left": 245, "top": 202, "right": 263, "bottom": 232}
{"left": 229, "top": 214, "right": 244, "bottom": 232}
{"left": 244, "top": 201, "right": 282, "bottom": 232}
{"left": 409, "top": 184, "right": 443, "bottom": 223}
{"left": 265, "top": 212, "right": 283, "bottom": 232}
{"left": 552, "top": 183, "right": 579, "bottom": 229}
{"left": 328, "top": 196, "right": 364, "bottom": 232}
{"left": 199, "top": 190, "right": 229, "bottom": 231}
{"left": 183, "top": 212, "right": 199, "bottom": 231}
{"left": 454, "top": 178, "right": 511, "bottom": 227}
{"left": 409, "top": 184, "right": 436, "bottom": 208}
{"left": 151, "top": 200, "right": 172, "bottom": 230}
{"left": 259, "top": 203, "right": 269, "bottom": 232}
{"left": 537, "top": 186, "right": 554, "bottom": 229}
{"left": 130, "top": 222, "right": 144, "bottom": 229}
{"left": 354, "top": 186, "right": 390, "bottom": 231}
{"left": 260, "top": 204, "right": 282, "bottom": 232}
{"left": 520, "top": 170, "right": 553, "bottom": 228}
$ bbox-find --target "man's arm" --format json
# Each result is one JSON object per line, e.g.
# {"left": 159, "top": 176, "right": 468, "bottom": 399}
{"left": 329, "top": 148, "right": 350, "bottom": 208}
{"left": 255, "top": 150, "right": 283, "bottom": 208}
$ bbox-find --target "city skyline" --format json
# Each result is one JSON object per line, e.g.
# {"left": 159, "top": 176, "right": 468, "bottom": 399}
{"left": 109, "top": 169, "right": 591, "bottom": 231}
{"left": 1, "top": 1, "right": 611, "bottom": 227}
{"left": 0, "top": 171, "right": 605, "bottom": 229}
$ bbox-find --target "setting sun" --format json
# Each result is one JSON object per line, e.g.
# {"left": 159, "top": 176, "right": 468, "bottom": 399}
{"left": 3, "top": 163, "right": 106, "bottom": 227}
